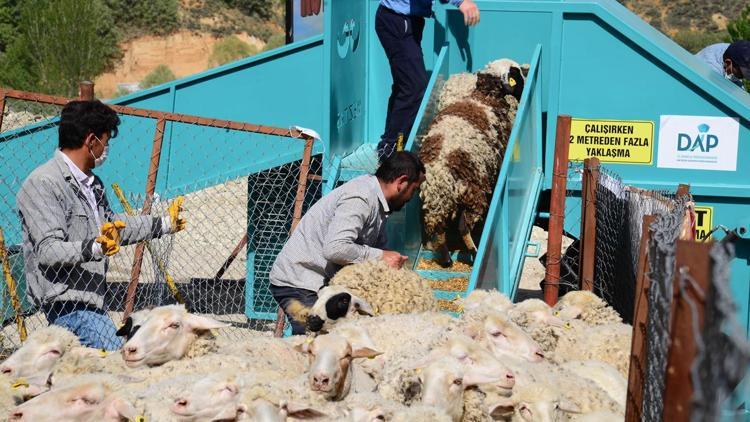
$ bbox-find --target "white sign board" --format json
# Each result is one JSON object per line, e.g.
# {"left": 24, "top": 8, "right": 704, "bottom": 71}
{"left": 657, "top": 115, "right": 739, "bottom": 171}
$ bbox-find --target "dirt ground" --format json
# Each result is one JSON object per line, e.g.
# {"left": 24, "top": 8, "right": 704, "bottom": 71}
{"left": 95, "top": 30, "right": 265, "bottom": 99}
{"left": 516, "top": 225, "right": 574, "bottom": 302}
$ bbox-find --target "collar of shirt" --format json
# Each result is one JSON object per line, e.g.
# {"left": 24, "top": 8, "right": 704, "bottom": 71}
{"left": 60, "top": 150, "right": 94, "bottom": 189}
{"left": 370, "top": 175, "right": 391, "bottom": 215}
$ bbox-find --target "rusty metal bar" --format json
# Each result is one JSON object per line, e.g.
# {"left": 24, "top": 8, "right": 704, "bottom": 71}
{"left": 79, "top": 81, "right": 95, "bottom": 100}
{"left": 543, "top": 115, "right": 572, "bottom": 306}
{"left": 274, "top": 135, "right": 316, "bottom": 337}
{"left": 663, "top": 240, "right": 712, "bottom": 422}
{"left": 0, "top": 227, "right": 27, "bottom": 341}
{"left": 0, "top": 93, "right": 6, "bottom": 133}
{"left": 0, "top": 88, "right": 301, "bottom": 138}
{"left": 214, "top": 234, "right": 249, "bottom": 281}
{"left": 579, "top": 157, "right": 599, "bottom": 291}
{"left": 625, "top": 214, "right": 656, "bottom": 422}
{"left": 123, "top": 118, "right": 167, "bottom": 320}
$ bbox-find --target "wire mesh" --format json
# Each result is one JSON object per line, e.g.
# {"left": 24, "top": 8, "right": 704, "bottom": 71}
{"left": 690, "top": 241, "right": 750, "bottom": 421}
{"left": 0, "top": 92, "right": 320, "bottom": 354}
{"left": 593, "top": 170, "right": 676, "bottom": 323}
{"left": 641, "top": 199, "right": 689, "bottom": 422}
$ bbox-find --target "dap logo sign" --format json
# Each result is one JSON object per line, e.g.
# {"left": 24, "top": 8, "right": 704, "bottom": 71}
{"left": 337, "top": 18, "right": 361, "bottom": 59}
{"left": 677, "top": 123, "right": 718, "bottom": 153}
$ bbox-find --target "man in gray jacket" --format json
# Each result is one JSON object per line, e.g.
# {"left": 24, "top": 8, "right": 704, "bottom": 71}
{"left": 16, "top": 100, "right": 186, "bottom": 350}
{"left": 269, "top": 151, "right": 425, "bottom": 334}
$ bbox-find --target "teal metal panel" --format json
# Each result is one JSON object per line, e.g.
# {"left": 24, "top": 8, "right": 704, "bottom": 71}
{"left": 470, "top": 45, "right": 544, "bottom": 297}
{"left": 394, "top": 45, "right": 449, "bottom": 268}
{"left": 325, "top": 0, "right": 368, "bottom": 156}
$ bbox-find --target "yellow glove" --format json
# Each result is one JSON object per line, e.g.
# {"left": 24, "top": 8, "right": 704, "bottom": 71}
{"left": 96, "top": 221, "right": 126, "bottom": 256}
{"left": 168, "top": 196, "right": 186, "bottom": 233}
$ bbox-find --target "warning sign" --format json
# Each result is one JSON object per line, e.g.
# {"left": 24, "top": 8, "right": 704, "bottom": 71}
{"left": 569, "top": 119, "right": 654, "bottom": 164}
{"left": 694, "top": 206, "right": 713, "bottom": 241}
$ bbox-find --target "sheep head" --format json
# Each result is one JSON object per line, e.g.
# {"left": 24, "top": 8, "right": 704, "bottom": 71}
{"left": 121, "top": 305, "right": 228, "bottom": 367}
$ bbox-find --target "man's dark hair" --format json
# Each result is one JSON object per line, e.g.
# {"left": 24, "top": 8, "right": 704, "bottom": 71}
{"left": 375, "top": 151, "right": 425, "bottom": 183}
{"left": 58, "top": 100, "right": 121, "bottom": 149}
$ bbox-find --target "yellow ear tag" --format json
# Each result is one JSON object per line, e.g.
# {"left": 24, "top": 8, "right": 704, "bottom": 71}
{"left": 99, "top": 349, "right": 109, "bottom": 358}
{"left": 508, "top": 77, "right": 517, "bottom": 88}
{"left": 11, "top": 379, "right": 29, "bottom": 389}
{"left": 306, "top": 337, "right": 314, "bottom": 344}
{"left": 554, "top": 311, "right": 560, "bottom": 316}
{"left": 564, "top": 322, "right": 572, "bottom": 330}
{"left": 132, "top": 416, "right": 147, "bottom": 422}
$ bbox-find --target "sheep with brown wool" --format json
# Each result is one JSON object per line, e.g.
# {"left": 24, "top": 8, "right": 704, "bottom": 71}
{"left": 419, "top": 58, "right": 524, "bottom": 267}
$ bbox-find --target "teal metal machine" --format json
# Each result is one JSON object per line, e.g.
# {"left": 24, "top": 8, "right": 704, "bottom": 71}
{"left": 2, "top": 0, "right": 749, "bottom": 414}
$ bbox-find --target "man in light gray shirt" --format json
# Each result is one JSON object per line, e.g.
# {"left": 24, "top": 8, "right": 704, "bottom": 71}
{"left": 16, "top": 100, "right": 185, "bottom": 350}
{"left": 269, "top": 151, "right": 425, "bottom": 334}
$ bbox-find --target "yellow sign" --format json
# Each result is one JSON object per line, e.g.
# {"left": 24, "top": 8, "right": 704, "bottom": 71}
{"left": 694, "top": 206, "right": 713, "bottom": 241}
{"left": 569, "top": 119, "right": 654, "bottom": 164}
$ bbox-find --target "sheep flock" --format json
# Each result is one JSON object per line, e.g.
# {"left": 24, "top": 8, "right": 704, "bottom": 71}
{"left": 1, "top": 59, "right": 635, "bottom": 420}
{"left": 1, "top": 261, "right": 633, "bottom": 421}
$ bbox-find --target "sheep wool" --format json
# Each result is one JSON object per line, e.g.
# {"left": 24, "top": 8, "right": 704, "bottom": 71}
{"left": 552, "top": 320, "right": 632, "bottom": 378}
{"left": 329, "top": 260, "right": 438, "bottom": 314}
{"left": 555, "top": 290, "right": 623, "bottom": 325}
{"left": 419, "top": 60, "right": 520, "bottom": 256}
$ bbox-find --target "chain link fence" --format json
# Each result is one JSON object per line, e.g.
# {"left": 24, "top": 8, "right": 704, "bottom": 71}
{"left": 0, "top": 88, "right": 322, "bottom": 354}
{"left": 691, "top": 241, "right": 750, "bottom": 421}
{"left": 641, "top": 199, "right": 688, "bottom": 421}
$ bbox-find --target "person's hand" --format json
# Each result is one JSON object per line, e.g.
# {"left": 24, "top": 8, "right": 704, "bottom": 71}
{"left": 96, "top": 221, "right": 126, "bottom": 256}
{"left": 382, "top": 250, "right": 408, "bottom": 269}
{"left": 459, "top": 0, "right": 480, "bottom": 26}
{"left": 168, "top": 196, "right": 186, "bottom": 233}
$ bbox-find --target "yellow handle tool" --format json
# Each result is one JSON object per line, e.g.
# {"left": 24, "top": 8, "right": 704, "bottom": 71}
{"left": 111, "top": 184, "right": 185, "bottom": 305}
{"left": 0, "top": 227, "right": 27, "bottom": 341}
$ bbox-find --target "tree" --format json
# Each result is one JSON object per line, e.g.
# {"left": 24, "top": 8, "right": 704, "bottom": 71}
{"left": 105, "top": 0, "right": 179, "bottom": 39}
{"left": 0, "top": 0, "right": 120, "bottom": 96}
{"left": 727, "top": 5, "right": 750, "bottom": 41}
{"left": 140, "top": 65, "right": 176, "bottom": 89}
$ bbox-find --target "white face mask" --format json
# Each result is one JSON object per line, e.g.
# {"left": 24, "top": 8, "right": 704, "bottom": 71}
{"left": 90, "top": 135, "right": 108, "bottom": 168}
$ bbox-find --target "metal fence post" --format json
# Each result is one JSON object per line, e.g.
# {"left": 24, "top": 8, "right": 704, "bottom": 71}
{"left": 579, "top": 157, "right": 599, "bottom": 291}
{"left": 662, "top": 240, "right": 712, "bottom": 421}
{"left": 79, "top": 81, "right": 95, "bottom": 100}
{"left": 625, "top": 214, "right": 656, "bottom": 422}
{"left": 274, "top": 134, "right": 316, "bottom": 337}
{"left": 544, "top": 115, "right": 572, "bottom": 306}
{"left": 123, "top": 118, "right": 166, "bottom": 320}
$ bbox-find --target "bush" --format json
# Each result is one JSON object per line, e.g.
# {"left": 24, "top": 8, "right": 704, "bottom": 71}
{"left": 673, "top": 30, "right": 729, "bottom": 54}
{"left": 140, "top": 65, "right": 176, "bottom": 89}
{"left": 0, "top": 0, "right": 121, "bottom": 96}
{"left": 263, "top": 33, "right": 286, "bottom": 51}
{"left": 208, "top": 36, "right": 258, "bottom": 66}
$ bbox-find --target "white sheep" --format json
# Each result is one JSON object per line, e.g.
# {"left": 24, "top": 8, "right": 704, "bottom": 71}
{"left": 6, "top": 373, "right": 139, "bottom": 422}
{"left": 554, "top": 290, "right": 623, "bottom": 325}
{"left": 508, "top": 298, "right": 565, "bottom": 353}
{"left": 121, "top": 304, "right": 229, "bottom": 367}
{"left": 561, "top": 360, "right": 627, "bottom": 411}
{"left": 329, "top": 260, "right": 438, "bottom": 315}
{"left": 552, "top": 320, "right": 632, "bottom": 378}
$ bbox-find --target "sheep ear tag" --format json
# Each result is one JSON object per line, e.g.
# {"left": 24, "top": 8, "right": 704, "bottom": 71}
{"left": 98, "top": 348, "right": 109, "bottom": 358}
{"left": 508, "top": 77, "right": 517, "bottom": 88}
{"left": 11, "top": 378, "right": 29, "bottom": 389}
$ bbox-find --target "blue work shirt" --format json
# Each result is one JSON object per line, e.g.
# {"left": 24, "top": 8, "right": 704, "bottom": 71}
{"left": 380, "top": 0, "right": 465, "bottom": 17}
{"left": 695, "top": 43, "right": 744, "bottom": 88}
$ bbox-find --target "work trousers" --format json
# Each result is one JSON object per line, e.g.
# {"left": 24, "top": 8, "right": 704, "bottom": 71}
{"left": 375, "top": 5, "right": 429, "bottom": 160}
